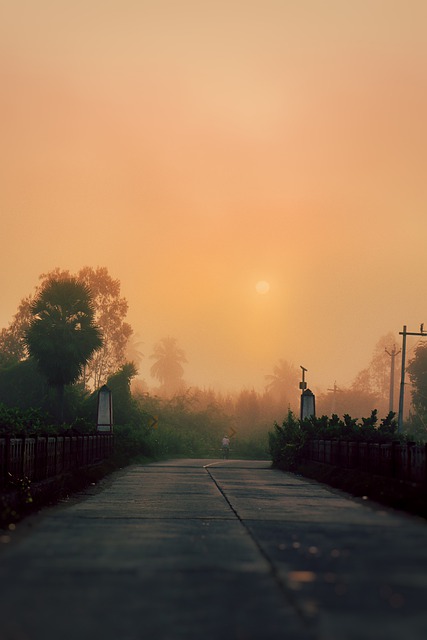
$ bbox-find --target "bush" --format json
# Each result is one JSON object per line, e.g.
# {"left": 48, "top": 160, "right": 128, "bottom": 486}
{"left": 269, "top": 410, "right": 405, "bottom": 471}
{"left": 0, "top": 404, "right": 51, "bottom": 435}
{"left": 299, "top": 410, "right": 400, "bottom": 442}
{"left": 269, "top": 410, "right": 306, "bottom": 470}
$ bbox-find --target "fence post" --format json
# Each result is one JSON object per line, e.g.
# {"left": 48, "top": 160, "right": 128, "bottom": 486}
{"left": 20, "top": 437, "right": 25, "bottom": 478}
{"left": 0, "top": 437, "right": 10, "bottom": 488}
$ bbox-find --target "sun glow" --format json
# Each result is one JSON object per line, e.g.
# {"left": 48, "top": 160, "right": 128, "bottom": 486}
{"left": 255, "top": 280, "right": 270, "bottom": 294}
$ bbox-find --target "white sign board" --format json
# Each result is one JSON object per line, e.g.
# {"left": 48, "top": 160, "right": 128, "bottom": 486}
{"left": 97, "top": 385, "right": 113, "bottom": 432}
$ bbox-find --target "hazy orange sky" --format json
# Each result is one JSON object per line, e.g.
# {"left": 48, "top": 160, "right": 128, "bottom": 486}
{"left": 1, "top": 1, "right": 426, "bottom": 394}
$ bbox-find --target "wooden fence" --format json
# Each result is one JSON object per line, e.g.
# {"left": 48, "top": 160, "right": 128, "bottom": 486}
{"left": 304, "top": 439, "right": 427, "bottom": 485}
{"left": 0, "top": 434, "right": 114, "bottom": 489}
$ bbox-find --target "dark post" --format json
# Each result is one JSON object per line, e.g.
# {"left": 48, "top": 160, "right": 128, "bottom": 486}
{"left": 299, "top": 366, "right": 315, "bottom": 421}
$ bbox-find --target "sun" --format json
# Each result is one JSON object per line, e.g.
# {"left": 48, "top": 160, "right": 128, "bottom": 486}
{"left": 255, "top": 280, "right": 270, "bottom": 294}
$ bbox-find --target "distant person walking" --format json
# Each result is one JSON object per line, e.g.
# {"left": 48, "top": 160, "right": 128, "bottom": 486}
{"left": 221, "top": 435, "right": 230, "bottom": 459}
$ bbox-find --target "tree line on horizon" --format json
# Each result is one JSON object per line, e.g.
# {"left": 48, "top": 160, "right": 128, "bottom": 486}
{"left": 0, "top": 266, "right": 426, "bottom": 443}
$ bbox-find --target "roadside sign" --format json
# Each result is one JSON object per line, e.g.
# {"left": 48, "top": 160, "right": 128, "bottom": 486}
{"left": 147, "top": 415, "right": 159, "bottom": 430}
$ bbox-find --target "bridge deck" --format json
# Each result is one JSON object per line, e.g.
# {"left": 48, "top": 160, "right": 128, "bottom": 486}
{"left": 1, "top": 459, "right": 426, "bottom": 640}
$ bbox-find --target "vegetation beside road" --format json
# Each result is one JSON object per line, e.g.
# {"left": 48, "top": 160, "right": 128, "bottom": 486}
{"left": 269, "top": 410, "right": 427, "bottom": 518}
{"left": 2, "top": 267, "right": 427, "bottom": 523}
{"left": 269, "top": 409, "right": 402, "bottom": 471}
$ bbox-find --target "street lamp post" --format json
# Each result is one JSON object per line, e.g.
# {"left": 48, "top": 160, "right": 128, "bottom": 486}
{"left": 385, "top": 345, "right": 400, "bottom": 414}
{"left": 300, "top": 366, "right": 315, "bottom": 421}
{"left": 299, "top": 366, "right": 307, "bottom": 393}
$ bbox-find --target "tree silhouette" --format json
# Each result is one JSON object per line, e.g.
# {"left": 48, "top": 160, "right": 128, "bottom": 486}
{"left": 265, "top": 359, "right": 300, "bottom": 411}
{"left": 1, "top": 266, "right": 132, "bottom": 389}
{"left": 407, "top": 343, "right": 427, "bottom": 418}
{"left": 77, "top": 266, "right": 133, "bottom": 388}
{"left": 24, "top": 278, "right": 103, "bottom": 420}
{"left": 351, "top": 332, "right": 400, "bottom": 416}
{"left": 0, "top": 295, "right": 33, "bottom": 366}
{"left": 150, "top": 337, "right": 187, "bottom": 397}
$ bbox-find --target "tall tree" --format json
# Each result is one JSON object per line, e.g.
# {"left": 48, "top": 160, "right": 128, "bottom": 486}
{"left": 106, "top": 362, "right": 138, "bottom": 426}
{"left": 150, "top": 337, "right": 187, "bottom": 397}
{"left": 265, "top": 359, "right": 300, "bottom": 411}
{"left": 24, "top": 278, "right": 103, "bottom": 420}
{"left": 0, "top": 295, "right": 33, "bottom": 366}
{"left": 0, "top": 266, "right": 133, "bottom": 388}
{"left": 407, "top": 343, "right": 427, "bottom": 419}
{"left": 77, "top": 267, "right": 133, "bottom": 388}
{"left": 351, "top": 332, "right": 400, "bottom": 415}
{"left": 125, "top": 332, "right": 144, "bottom": 370}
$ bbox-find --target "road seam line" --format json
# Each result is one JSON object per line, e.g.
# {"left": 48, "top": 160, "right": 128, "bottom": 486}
{"left": 204, "top": 465, "right": 317, "bottom": 632}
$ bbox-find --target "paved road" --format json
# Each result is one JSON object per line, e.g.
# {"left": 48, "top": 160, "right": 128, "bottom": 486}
{"left": 1, "top": 459, "right": 427, "bottom": 640}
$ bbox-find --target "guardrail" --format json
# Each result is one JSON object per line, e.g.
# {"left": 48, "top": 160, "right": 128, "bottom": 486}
{"left": 304, "top": 439, "right": 427, "bottom": 485}
{"left": 0, "top": 434, "right": 114, "bottom": 489}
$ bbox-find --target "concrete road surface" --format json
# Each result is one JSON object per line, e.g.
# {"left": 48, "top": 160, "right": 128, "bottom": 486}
{"left": 1, "top": 459, "right": 427, "bottom": 640}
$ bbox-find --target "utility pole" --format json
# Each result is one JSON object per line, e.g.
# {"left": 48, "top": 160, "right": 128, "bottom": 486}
{"left": 299, "top": 366, "right": 307, "bottom": 393}
{"left": 385, "top": 345, "right": 400, "bottom": 414}
{"left": 327, "top": 381, "right": 340, "bottom": 415}
{"left": 398, "top": 324, "right": 426, "bottom": 432}
{"left": 299, "top": 366, "right": 307, "bottom": 421}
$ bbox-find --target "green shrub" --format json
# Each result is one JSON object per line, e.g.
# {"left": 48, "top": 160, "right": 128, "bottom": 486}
{"left": 269, "top": 410, "right": 306, "bottom": 470}
{"left": 299, "top": 410, "right": 399, "bottom": 442}
{"left": 269, "top": 410, "right": 404, "bottom": 470}
{"left": 0, "top": 404, "right": 51, "bottom": 435}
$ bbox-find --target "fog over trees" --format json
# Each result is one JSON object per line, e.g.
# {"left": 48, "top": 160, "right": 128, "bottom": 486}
{"left": 317, "top": 332, "right": 403, "bottom": 420}
{"left": 0, "top": 268, "right": 426, "bottom": 441}
{"left": 265, "top": 359, "right": 300, "bottom": 410}
{"left": 150, "top": 337, "right": 187, "bottom": 397}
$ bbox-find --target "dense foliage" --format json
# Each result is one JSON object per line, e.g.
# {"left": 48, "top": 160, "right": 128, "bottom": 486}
{"left": 0, "top": 404, "right": 51, "bottom": 435}
{"left": 269, "top": 409, "right": 404, "bottom": 471}
{"left": 24, "top": 278, "right": 103, "bottom": 421}
{"left": 0, "top": 379, "right": 271, "bottom": 465}
{"left": 407, "top": 342, "right": 427, "bottom": 437}
{"left": 2, "top": 274, "right": 425, "bottom": 472}
{"left": 268, "top": 410, "right": 306, "bottom": 470}
{"left": 0, "top": 267, "right": 132, "bottom": 389}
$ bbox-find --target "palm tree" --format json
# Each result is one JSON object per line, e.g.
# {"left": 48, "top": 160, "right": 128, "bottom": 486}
{"left": 24, "top": 278, "right": 103, "bottom": 420}
{"left": 265, "top": 359, "right": 300, "bottom": 410}
{"left": 150, "top": 337, "right": 187, "bottom": 397}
